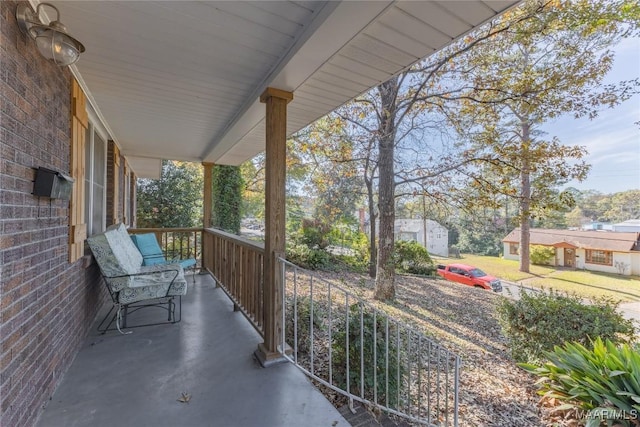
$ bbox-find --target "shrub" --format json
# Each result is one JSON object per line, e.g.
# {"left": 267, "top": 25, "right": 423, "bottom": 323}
{"left": 286, "top": 243, "right": 331, "bottom": 270}
{"left": 530, "top": 245, "right": 556, "bottom": 265}
{"left": 331, "top": 254, "right": 369, "bottom": 273}
{"left": 285, "top": 296, "right": 325, "bottom": 354}
{"left": 332, "top": 304, "right": 403, "bottom": 408}
{"left": 298, "top": 218, "right": 331, "bottom": 249}
{"left": 520, "top": 338, "right": 640, "bottom": 427}
{"left": 394, "top": 240, "right": 435, "bottom": 275}
{"left": 497, "top": 289, "right": 636, "bottom": 363}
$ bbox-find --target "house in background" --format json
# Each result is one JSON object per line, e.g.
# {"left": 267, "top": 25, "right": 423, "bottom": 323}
{"left": 581, "top": 221, "right": 613, "bottom": 231}
{"left": 503, "top": 228, "right": 640, "bottom": 276}
{"left": 395, "top": 219, "right": 449, "bottom": 257}
{"left": 612, "top": 219, "right": 640, "bottom": 233}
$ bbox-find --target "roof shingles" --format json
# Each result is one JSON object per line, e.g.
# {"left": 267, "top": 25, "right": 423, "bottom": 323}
{"left": 503, "top": 229, "right": 640, "bottom": 252}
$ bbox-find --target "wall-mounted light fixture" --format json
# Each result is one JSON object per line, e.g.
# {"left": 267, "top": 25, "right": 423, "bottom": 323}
{"left": 16, "top": 2, "right": 85, "bottom": 66}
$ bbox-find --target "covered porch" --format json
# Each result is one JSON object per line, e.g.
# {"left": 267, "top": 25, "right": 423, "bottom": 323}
{"left": 1, "top": 1, "right": 520, "bottom": 426}
{"left": 37, "top": 272, "right": 348, "bottom": 427}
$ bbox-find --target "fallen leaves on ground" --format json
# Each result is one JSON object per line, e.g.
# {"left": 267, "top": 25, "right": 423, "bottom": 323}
{"left": 303, "top": 271, "right": 547, "bottom": 426}
{"left": 177, "top": 392, "right": 191, "bottom": 403}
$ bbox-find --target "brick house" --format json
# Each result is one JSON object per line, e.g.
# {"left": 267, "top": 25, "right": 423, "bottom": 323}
{"left": 503, "top": 228, "right": 640, "bottom": 276}
{"left": 1, "top": 1, "right": 519, "bottom": 425}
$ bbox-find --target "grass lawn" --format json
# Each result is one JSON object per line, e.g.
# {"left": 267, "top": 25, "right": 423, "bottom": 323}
{"left": 434, "top": 253, "right": 640, "bottom": 302}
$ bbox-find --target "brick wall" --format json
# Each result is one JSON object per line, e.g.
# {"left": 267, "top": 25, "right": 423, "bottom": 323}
{"left": 1, "top": 2, "right": 106, "bottom": 426}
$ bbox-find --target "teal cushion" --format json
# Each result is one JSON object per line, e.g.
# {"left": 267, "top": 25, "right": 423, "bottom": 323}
{"left": 178, "top": 258, "right": 197, "bottom": 269}
{"left": 131, "top": 233, "right": 197, "bottom": 268}
{"left": 131, "top": 233, "right": 166, "bottom": 266}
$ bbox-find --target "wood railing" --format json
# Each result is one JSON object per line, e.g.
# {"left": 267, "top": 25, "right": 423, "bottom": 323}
{"left": 203, "top": 228, "right": 265, "bottom": 336}
{"left": 129, "top": 227, "right": 203, "bottom": 269}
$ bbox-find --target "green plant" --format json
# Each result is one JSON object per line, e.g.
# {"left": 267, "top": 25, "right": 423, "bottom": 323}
{"left": 298, "top": 218, "right": 331, "bottom": 249}
{"left": 286, "top": 243, "right": 331, "bottom": 270}
{"left": 137, "top": 160, "right": 203, "bottom": 228}
{"left": 285, "top": 296, "right": 325, "bottom": 354}
{"left": 393, "top": 240, "right": 435, "bottom": 275}
{"left": 530, "top": 245, "right": 556, "bottom": 265}
{"left": 332, "top": 304, "right": 404, "bottom": 408}
{"left": 211, "top": 165, "right": 243, "bottom": 234}
{"left": 520, "top": 338, "right": 640, "bottom": 427}
{"left": 497, "top": 289, "right": 636, "bottom": 363}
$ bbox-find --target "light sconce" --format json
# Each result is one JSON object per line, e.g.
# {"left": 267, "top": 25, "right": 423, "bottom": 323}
{"left": 16, "top": 2, "right": 85, "bottom": 66}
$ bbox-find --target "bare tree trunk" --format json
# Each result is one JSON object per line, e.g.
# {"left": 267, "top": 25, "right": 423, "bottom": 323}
{"left": 365, "top": 175, "right": 377, "bottom": 278}
{"left": 374, "top": 78, "right": 398, "bottom": 301}
{"left": 519, "top": 122, "right": 531, "bottom": 273}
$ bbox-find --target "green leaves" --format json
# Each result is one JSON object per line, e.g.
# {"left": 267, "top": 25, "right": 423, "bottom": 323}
{"left": 137, "top": 160, "right": 203, "bottom": 228}
{"left": 520, "top": 338, "right": 640, "bottom": 426}
{"left": 497, "top": 289, "right": 636, "bottom": 363}
{"left": 211, "top": 165, "right": 243, "bottom": 234}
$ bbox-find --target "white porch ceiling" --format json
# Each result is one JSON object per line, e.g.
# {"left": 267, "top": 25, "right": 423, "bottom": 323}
{"left": 51, "top": 1, "right": 520, "bottom": 178}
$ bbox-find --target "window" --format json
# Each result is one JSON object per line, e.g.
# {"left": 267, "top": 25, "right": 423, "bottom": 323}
{"left": 585, "top": 250, "right": 612, "bottom": 266}
{"left": 123, "top": 163, "right": 131, "bottom": 225}
{"left": 399, "top": 232, "right": 418, "bottom": 242}
{"left": 84, "top": 124, "right": 107, "bottom": 236}
{"left": 509, "top": 243, "right": 519, "bottom": 255}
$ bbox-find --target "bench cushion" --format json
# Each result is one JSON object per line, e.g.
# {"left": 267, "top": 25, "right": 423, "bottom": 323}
{"left": 130, "top": 233, "right": 166, "bottom": 266}
{"left": 87, "top": 224, "right": 188, "bottom": 302}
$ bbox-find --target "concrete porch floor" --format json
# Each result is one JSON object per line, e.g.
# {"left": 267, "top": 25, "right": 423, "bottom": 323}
{"left": 37, "top": 273, "right": 348, "bottom": 427}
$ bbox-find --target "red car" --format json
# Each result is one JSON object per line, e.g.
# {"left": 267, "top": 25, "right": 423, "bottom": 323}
{"left": 436, "top": 263, "right": 502, "bottom": 292}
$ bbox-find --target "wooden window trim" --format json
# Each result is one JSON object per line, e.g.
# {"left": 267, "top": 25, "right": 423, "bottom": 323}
{"left": 69, "top": 79, "right": 88, "bottom": 263}
{"left": 585, "top": 249, "right": 613, "bottom": 266}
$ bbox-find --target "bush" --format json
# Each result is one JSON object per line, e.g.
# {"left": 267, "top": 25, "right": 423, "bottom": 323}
{"left": 298, "top": 218, "right": 331, "bottom": 249}
{"left": 285, "top": 296, "right": 325, "bottom": 354}
{"left": 286, "top": 244, "right": 331, "bottom": 270}
{"left": 332, "top": 304, "right": 403, "bottom": 408}
{"left": 394, "top": 240, "right": 435, "bottom": 275}
{"left": 530, "top": 245, "right": 556, "bottom": 265}
{"left": 520, "top": 338, "right": 640, "bottom": 427}
{"left": 497, "top": 289, "right": 636, "bottom": 363}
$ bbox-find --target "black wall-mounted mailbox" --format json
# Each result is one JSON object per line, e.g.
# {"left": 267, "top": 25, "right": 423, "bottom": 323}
{"left": 33, "top": 167, "right": 74, "bottom": 200}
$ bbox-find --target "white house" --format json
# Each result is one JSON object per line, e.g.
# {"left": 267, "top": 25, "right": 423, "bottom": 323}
{"left": 612, "top": 219, "right": 640, "bottom": 233}
{"left": 395, "top": 219, "right": 449, "bottom": 257}
{"left": 581, "top": 221, "right": 613, "bottom": 231}
{"left": 503, "top": 228, "right": 640, "bottom": 276}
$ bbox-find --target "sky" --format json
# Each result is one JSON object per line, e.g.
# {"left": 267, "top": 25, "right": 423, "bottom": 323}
{"left": 545, "top": 36, "right": 640, "bottom": 194}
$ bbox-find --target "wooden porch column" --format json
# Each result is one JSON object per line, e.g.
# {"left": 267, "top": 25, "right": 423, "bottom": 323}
{"left": 255, "top": 87, "right": 293, "bottom": 367}
{"left": 202, "top": 162, "right": 214, "bottom": 273}
{"left": 202, "top": 162, "right": 214, "bottom": 228}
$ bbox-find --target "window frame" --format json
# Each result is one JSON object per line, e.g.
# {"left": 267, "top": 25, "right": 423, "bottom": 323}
{"left": 509, "top": 243, "right": 519, "bottom": 255}
{"left": 585, "top": 249, "right": 613, "bottom": 266}
{"left": 84, "top": 111, "right": 109, "bottom": 237}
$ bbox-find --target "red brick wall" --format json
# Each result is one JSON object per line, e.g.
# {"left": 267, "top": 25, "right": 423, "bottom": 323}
{"left": 1, "top": 2, "right": 106, "bottom": 425}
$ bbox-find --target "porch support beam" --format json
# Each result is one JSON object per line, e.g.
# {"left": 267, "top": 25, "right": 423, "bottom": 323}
{"left": 202, "top": 162, "right": 214, "bottom": 228}
{"left": 202, "top": 162, "right": 214, "bottom": 273}
{"left": 255, "top": 87, "right": 293, "bottom": 367}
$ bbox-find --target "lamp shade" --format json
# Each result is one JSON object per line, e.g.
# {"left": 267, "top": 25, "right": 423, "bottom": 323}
{"left": 16, "top": 3, "right": 85, "bottom": 66}
{"left": 33, "top": 27, "right": 83, "bottom": 66}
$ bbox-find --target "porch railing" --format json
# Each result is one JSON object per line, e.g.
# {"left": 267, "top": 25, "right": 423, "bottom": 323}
{"left": 128, "top": 227, "right": 459, "bottom": 424}
{"left": 279, "top": 257, "right": 461, "bottom": 426}
{"left": 129, "top": 227, "right": 202, "bottom": 269}
{"left": 202, "top": 228, "right": 265, "bottom": 336}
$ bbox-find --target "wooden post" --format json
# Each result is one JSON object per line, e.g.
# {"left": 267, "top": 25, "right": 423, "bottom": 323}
{"left": 202, "top": 162, "right": 214, "bottom": 272}
{"left": 255, "top": 87, "right": 293, "bottom": 367}
{"left": 203, "top": 162, "right": 214, "bottom": 229}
